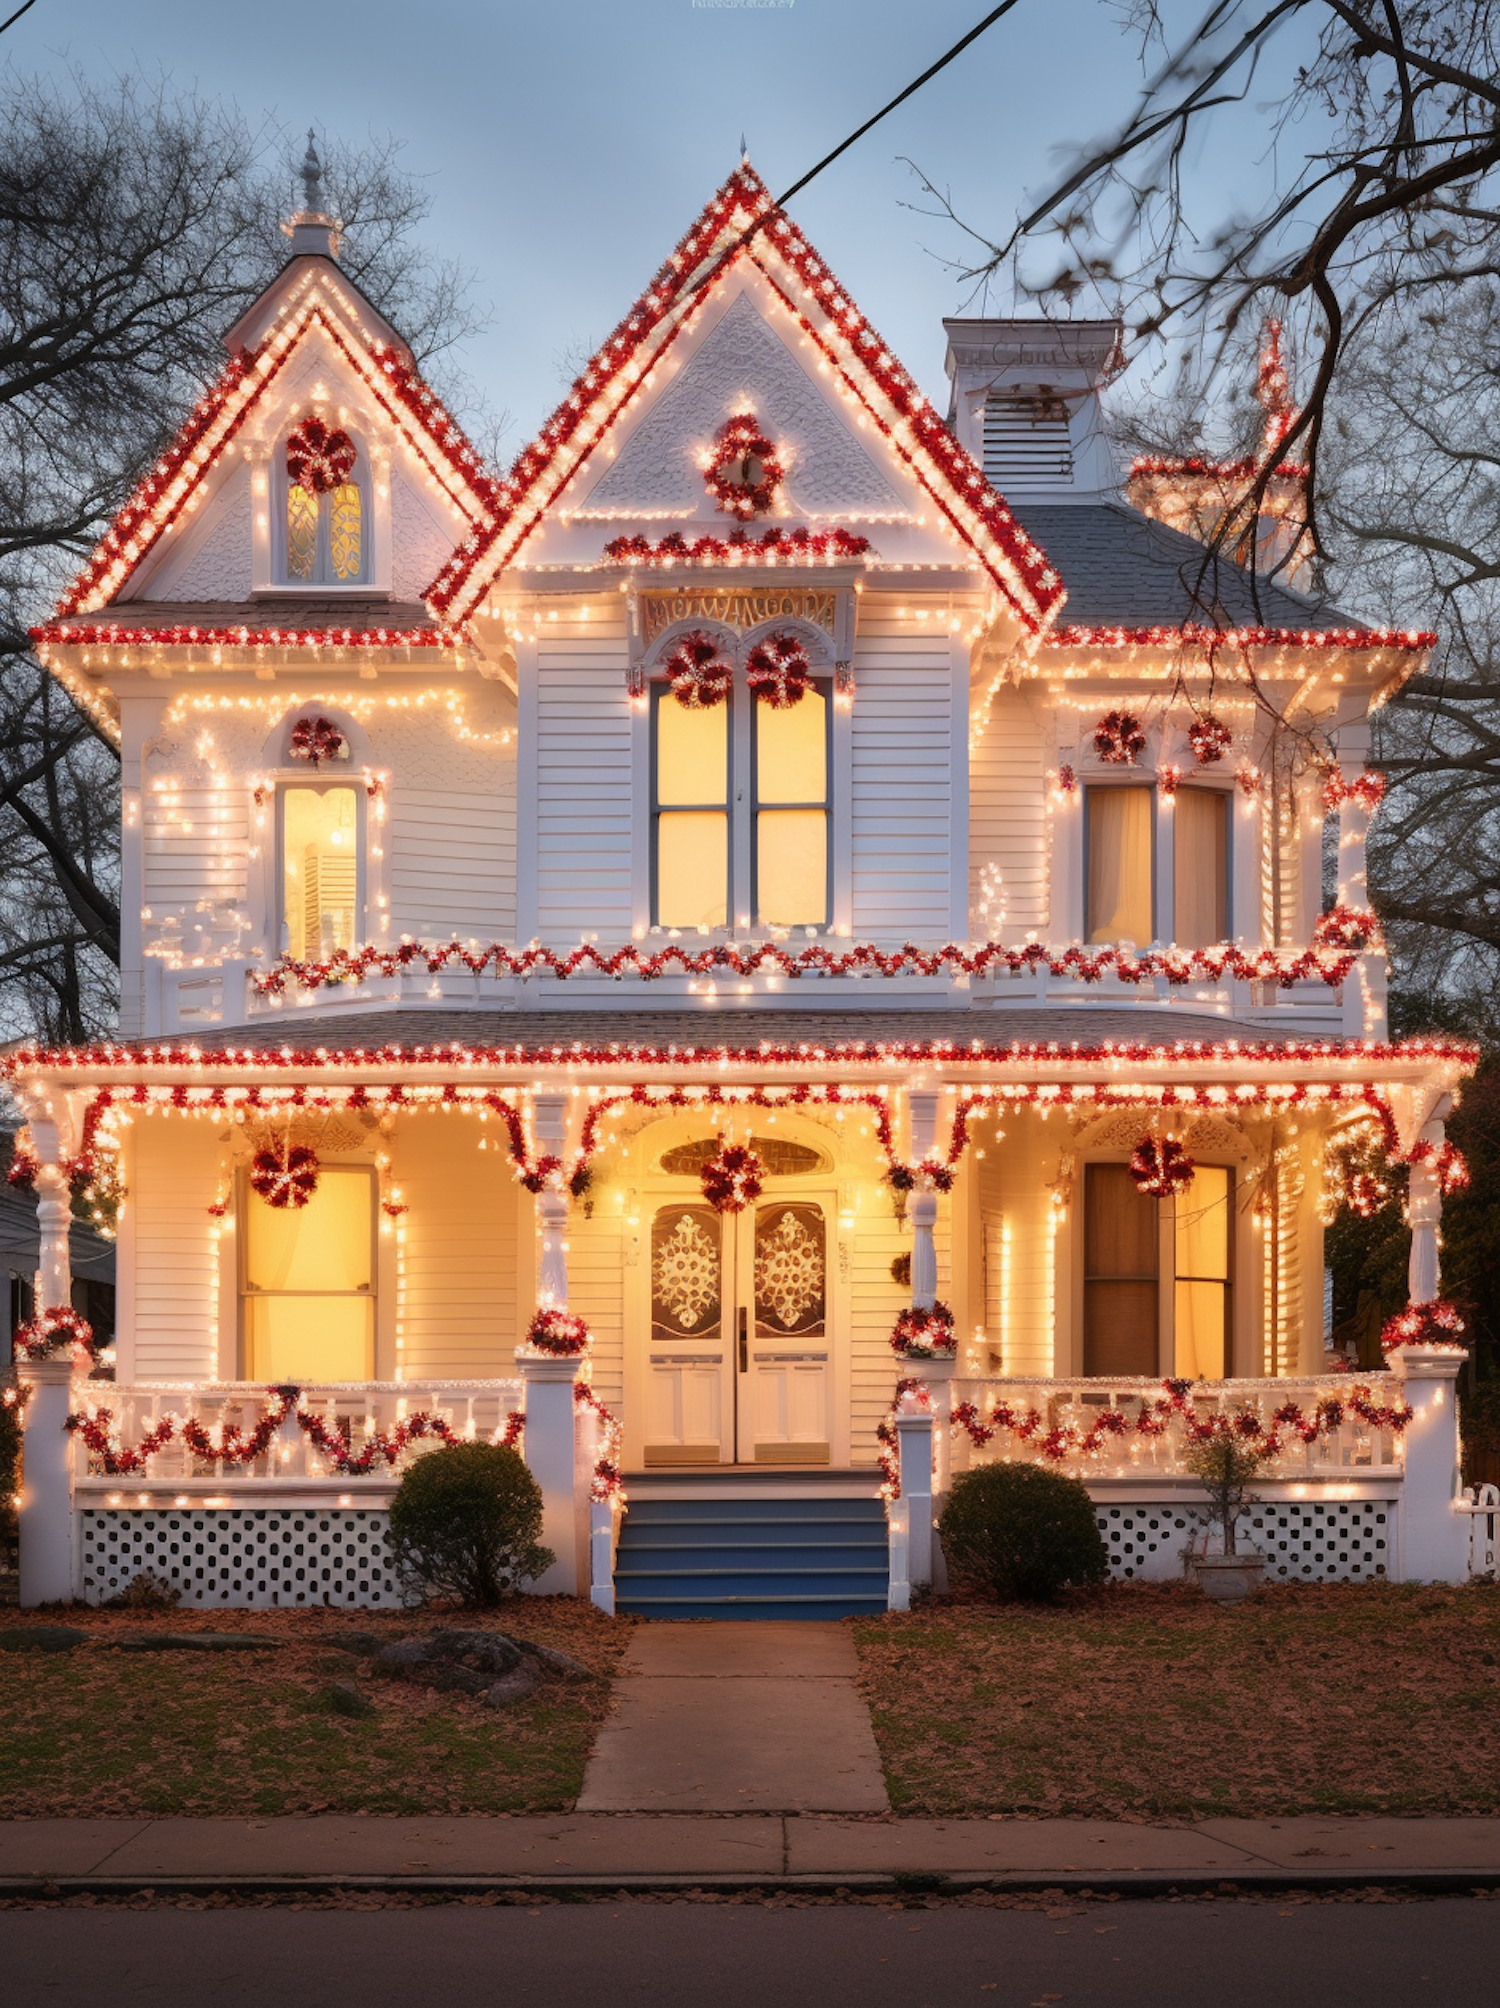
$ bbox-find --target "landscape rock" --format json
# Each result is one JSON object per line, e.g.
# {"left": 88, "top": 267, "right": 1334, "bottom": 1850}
{"left": 515, "top": 1640, "right": 595, "bottom": 1680}
{"left": 371, "top": 1629, "right": 525, "bottom": 1698}
{"left": 323, "top": 1631, "right": 386, "bottom": 1658}
{"left": 323, "top": 1681, "right": 376, "bottom": 1717}
{"left": 484, "top": 1666, "right": 539, "bottom": 1707}
{"left": 111, "top": 1632, "right": 283, "bottom": 1652}
{"left": 0, "top": 1626, "right": 89, "bottom": 1652}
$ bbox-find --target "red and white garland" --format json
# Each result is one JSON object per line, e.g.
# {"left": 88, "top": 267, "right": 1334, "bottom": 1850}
{"left": 701, "top": 1142, "right": 765, "bottom": 1214}
{"left": 1379, "top": 1299, "right": 1467, "bottom": 1353}
{"left": 288, "top": 714, "right": 347, "bottom": 767}
{"left": 1312, "top": 904, "right": 1382, "bottom": 952}
{"left": 890, "top": 1302, "right": 956, "bottom": 1358}
{"left": 575, "top": 1379, "right": 624, "bottom": 1501}
{"left": 524, "top": 1307, "right": 593, "bottom": 1357}
{"left": 1094, "top": 711, "right": 1147, "bottom": 765}
{"left": 745, "top": 631, "right": 813, "bottom": 708}
{"left": 1407, "top": 1136, "right": 1471, "bottom": 1195}
{"left": 603, "top": 527, "right": 869, "bottom": 568}
{"left": 14, "top": 1306, "right": 97, "bottom": 1363}
{"left": 1130, "top": 1136, "right": 1196, "bottom": 1198}
{"left": 286, "top": 416, "right": 357, "bottom": 495}
{"left": 1322, "top": 769, "right": 1388, "bottom": 814}
{"left": 706, "top": 410, "right": 784, "bottom": 519}
{"left": 1188, "top": 714, "right": 1232, "bottom": 765}
{"left": 250, "top": 1140, "right": 320, "bottom": 1210}
{"left": 663, "top": 629, "right": 733, "bottom": 710}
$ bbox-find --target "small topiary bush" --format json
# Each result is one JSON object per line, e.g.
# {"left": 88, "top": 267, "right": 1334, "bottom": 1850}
{"left": 939, "top": 1461, "right": 1109, "bottom": 1602}
{"left": 388, "top": 1443, "right": 554, "bottom": 1608}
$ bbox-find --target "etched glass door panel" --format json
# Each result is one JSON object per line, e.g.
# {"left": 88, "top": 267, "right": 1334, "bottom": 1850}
{"left": 744, "top": 1200, "right": 830, "bottom": 1464}
{"left": 646, "top": 1203, "right": 729, "bottom": 1464}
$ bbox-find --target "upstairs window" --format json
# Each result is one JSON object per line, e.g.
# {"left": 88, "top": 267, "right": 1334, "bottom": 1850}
{"left": 281, "top": 417, "right": 366, "bottom": 585}
{"left": 1085, "top": 785, "right": 1153, "bottom": 944}
{"left": 653, "top": 687, "right": 730, "bottom": 930}
{"left": 755, "top": 681, "right": 829, "bottom": 927}
{"left": 280, "top": 784, "right": 359, "bottom": 959}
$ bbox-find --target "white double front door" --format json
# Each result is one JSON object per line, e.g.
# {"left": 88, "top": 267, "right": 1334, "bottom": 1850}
{"left": 633, "top": 1185, "right": 841, "bottom": 1467}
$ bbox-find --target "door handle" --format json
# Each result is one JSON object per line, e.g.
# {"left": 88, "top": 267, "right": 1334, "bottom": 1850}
{"left": 738, "top": 1307, "right": 748, "bottom": 1374}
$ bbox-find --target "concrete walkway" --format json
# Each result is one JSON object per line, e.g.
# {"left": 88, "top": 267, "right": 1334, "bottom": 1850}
{"left": 576, "top": 1621, "right": 888, "bottom": 1814}
{"left": 5, "top": 1815, "right": 1500, "bottom": 1890}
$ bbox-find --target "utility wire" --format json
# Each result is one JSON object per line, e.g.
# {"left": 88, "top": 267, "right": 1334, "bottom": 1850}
{"left": 776, "top": 1, "right": 1026, "bottom": 207}
{"left": 0, "top": 0, "right": 40, "bottom": 35}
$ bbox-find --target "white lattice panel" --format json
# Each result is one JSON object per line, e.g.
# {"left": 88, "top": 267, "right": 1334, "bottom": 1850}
{"left": 1094, "top": 1499, "right": 1396, "bottom": 1583}
{"left": 81, "top": 1509, "right": 405, "bottom": 1608}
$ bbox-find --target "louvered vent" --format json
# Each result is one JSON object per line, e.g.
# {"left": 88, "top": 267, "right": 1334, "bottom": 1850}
{"left": 982, "top": 386, "right": 1073, "bottom": 491}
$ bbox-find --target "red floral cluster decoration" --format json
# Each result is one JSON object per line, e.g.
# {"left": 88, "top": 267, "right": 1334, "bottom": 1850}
{"left": 953, "top": 1376, "right": 1413, "bottom": 1468}
{"left": 1094, "top": 711, "right": 1147, "bottom": 764}
{"left": 429, "top": 166, "right": 1062, "bottom": 626}
{"left": 67, "top": 1388, "right": 525, "bottom": 1478}
{"left": 250, "top": 1140, "right": 320, "bottom": 1210}
{"left": 1046, "top": 625, "right": 1429, "bottom": 653}
{"left": 36, "top": 621, "right": 466, "bottom": 654}
{"left": 1380, "top": 1300, "right": 1467, "bottom": 1354}
{"left": 1188, "top": 715, "right": 1232, "bottom": 765}
{"left": 1407, "top": 1136, "right": 1470, "bottom": 1195}
{"left": 524, "top": 1307, "right": 592, "bottom": 1357}
{"left": 14, "top": 1306, "right": 98, "bottom": 1363}
{"left": 1322, "top": 769, "right": 1388, "bottom": 814}
{"left": 890, "top": 1302, "right": 957, "bottom": 1358}
{"left": 256, "top": 932, "right": 1383, "bottom": 999}
{"left": 1312, "top": 905, "right": 1381, "bottom": 953}
{"left": 286, "top": 416, "right": 357, "bottom": 496}
{"left": 701, "top": 1142, "right": 765, "bottom": 1213}
{"left": 663, "top": 629, "right": 733, "bottom": 710}
{"left": 603, "top": 527, "right": 870, "bottom": 568}
{"left": 746, "top": 631, "right": 812, "bottom": 708}
{"left": 706, "top": 411, "right": 784, "bottom": 520}
{"left": 876, "top": 1376, "right": 931, "bottom": 1496}
{"left": 289, "top": 714, "right": 347, "bottom": 767}
{"left": 1130, "top": 1136, "right": 1196, "bottom": 1198}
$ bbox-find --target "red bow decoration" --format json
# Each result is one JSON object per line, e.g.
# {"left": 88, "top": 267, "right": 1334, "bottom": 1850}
{"left": 250, "top": 1140, "right": 320, "bottom": 1210}
{"left": 663, "top": 629, "right": 734, "bottom": 710}
{"left": 1129, "top": 1135, "right": 1195, "bottom": 1198}
{"left": 746, "top": 632, "right": 813, "bottom": 708}
{"left": 286, "top": 416, "right": 357, "bottom": 496}
{"left": 701, "top": 1142, "right": 764, "bottom": 1214}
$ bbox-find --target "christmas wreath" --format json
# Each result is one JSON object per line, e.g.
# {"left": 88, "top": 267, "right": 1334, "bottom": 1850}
{"left": 289, "top": 715, "right": 347, "bottom": 768}
{"left": 14, "top": 1305, "right": 97, "bottom": 1363}
{"left": 663, "top": 629, "right": 733, "bottom": 710}
{"left": 705, "top": 410, "right": 784, "bottom": 520}
{"left": 1094, "top": 710, "right": 1147, "bottom": 765}
{"left": 1380, "top": 1299, "right": 1467, "bottom": 1353}
{"left": 890, "top": 1301, "right": 957, "bottom": 1358}
{"left": 1129, "top": 1136, "right": 1195, "bottom": 1198}
{"left": 250, "top": 1140, "right": 320, "bottom": 1210}
{"left": 1188, "top": 714, "right": 1232, "bottom": 765}
{"left": 746, "top": 632, "right": 813, "bottom": 709}
{"left": 700, "top": 1142, "right": 764, "bottom": 1214}
{"left": 286, "top": 415, "right": 357, "bottom": 495}
{"left": 524, "top": 1306, "right": 592, "bottom": 1357}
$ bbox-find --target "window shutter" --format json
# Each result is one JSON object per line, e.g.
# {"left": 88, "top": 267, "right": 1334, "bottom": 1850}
{"left": 982, "top": 387, "right": 1073, "bottom": 491}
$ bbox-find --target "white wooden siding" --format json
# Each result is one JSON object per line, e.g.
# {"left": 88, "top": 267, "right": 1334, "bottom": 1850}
{"left": 970, "top": 686, "right": 1047, "bottom": 936}
{"left": 976, "top": 1115, "right": 1055, "bottom": 1375}
{"left": 143, "top": 785, "right": 248, "bottom": 914}
{"left": 850, "top": 611, "right": 953, "bottom": 937}
{"left": 567, "top": 1206, "right": 626, "bottom": 1418}
{"left": 397, "top": 1119, "right": 519, "bottom": 1377}
{"left": 535, "top": 616, "right": 633, "bottom": 938}
{"left": 129, "top": 1120, "right": 222, "bottom": 1381}
{"left": 389, "top": 785, "right": 516, "bottom": 942}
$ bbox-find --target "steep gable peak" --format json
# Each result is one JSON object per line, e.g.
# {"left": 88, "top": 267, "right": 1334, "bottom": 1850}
{"left": 430, "top": 164, "right": 1064, "bottom": 630}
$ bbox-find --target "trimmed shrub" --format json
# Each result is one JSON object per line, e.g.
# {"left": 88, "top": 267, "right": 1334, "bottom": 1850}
{"left": 939, "top": 1461, "right": 1109, "bottom": 1601}
{"left": 388, "top": 1443, "right": 553, "bottom": 1607}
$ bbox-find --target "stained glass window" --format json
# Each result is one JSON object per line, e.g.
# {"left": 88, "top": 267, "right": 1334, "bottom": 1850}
{"left": 286, "top": 483, "right": 318, "bottom": 581}
{"left": 754, "top": 1202, "right": 826, "bottom": 1340}
{"left": 329, "top": 482, "right": 362, "bottom": 581}
{"left": 651, "top": 1205, "right": 723, "bottom": 1343}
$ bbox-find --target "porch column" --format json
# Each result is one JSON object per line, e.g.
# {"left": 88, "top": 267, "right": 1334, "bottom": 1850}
{"left": 905, "top": 1083, "right": 954, "bottom": 1493}
{"left": 1408, "top": 1116, "right": 1445, "bottom": 1306}
{"left": 1392, "top": 1346, "right": 1469, "bottom": 1583}
{"left": 31, "top": 1118, "right": 73, "bottom": 1316}
{"left": 894, "top": 1404, "right": 935, "bottom": 1590}
{"left": 17, "top": 1355, "right": 75, "bottom": 1606}
{"left": 518, "top": 1352, "right": 584, "bottom": 1595}
{"left": 532, "top": 1090, "right": 570, "bottom": 1307}
{"left": 1335, "top": 770, "right": 1371, "bottom": 909}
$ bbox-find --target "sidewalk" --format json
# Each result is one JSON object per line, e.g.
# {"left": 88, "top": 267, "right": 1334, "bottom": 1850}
{"left": 5, "top": 1814, "right": 1500, "bottom": 1893}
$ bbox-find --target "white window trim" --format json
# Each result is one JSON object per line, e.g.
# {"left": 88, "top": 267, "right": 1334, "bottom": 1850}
{"left": 249, "top": 429, "right": 394, "bottom": 595}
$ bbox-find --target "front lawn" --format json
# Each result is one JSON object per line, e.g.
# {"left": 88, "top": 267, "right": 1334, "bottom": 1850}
{"left": 853, "top": 1582, "right": 1500, "bottom": 1818}
{"left": 0, "top": 1601, "right": 629, "bottom": 1817}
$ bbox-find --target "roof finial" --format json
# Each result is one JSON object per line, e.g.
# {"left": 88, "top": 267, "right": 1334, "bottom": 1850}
{"left": 740, "top": 133, "right": 749, "bottom": 165}
{"left": 301, "top": 129, "right": 323, "bottom": 213}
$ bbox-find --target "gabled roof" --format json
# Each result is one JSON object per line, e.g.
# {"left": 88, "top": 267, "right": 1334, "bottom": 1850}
{"left": 429, "top": 164, "right": 1066, "bottom": 630}
{"left": 55, "top": 262, "right": 502, "bottom": 621}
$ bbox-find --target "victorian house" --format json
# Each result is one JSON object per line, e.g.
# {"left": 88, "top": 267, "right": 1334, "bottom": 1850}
{"left": 7, "top": 154, "right": 1477, "bottom": 1614}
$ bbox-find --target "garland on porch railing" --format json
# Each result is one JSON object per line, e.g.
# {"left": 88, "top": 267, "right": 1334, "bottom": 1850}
{"left": 65, "top": 1389, "right": 525, "bottom": 1478}
{"left": 950, "top": 1377, "right": 1413, "bottom": 1467}
{"left": 1379, "top": 1299, "right": 1467, "bottom": 1354}
{"left": 249, "top": 925, "right": 1383, "bottom": 997}
{"left": 575, "top": 1379, "right": 624, "bottom": 1502}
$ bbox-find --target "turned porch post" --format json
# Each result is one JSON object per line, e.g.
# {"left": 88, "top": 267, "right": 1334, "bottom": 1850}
{"left": 18, "top": 1115, "right": 76, "bottom": 1606}
{"left": 1407, "top": 1113, "right": 1446, "bottom": 1307}
{"left": 532, "top": 1090, "right": 570, "bottom": 1308}
{"left": 905, "top": 1081, "right": 955, "bottom": 1496}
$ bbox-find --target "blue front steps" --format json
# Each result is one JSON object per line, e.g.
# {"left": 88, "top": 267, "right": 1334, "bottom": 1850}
{"left": 614, "top": 1489, "right": 889, "bottom": 1620}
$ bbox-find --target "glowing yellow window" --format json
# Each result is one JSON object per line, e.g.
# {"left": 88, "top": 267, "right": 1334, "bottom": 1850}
{"left": 756, "top": 683, "right": 828, "bottom": 926}
{"left": 329, "top": 483, "right": 362, "bottom": 581}
{"left": 281, "top": 786, "right": 358, "bottom": 959}
{"left": 654, "top": 691, "right": 728, "bottom": 929}
{"left": 1086, "top": 785, "right": 1154, "bottom": 944}
{"left": 1175, "top": 1164, "right": 1232, "bottom": 1378}
{"left": 242, "top": 1164, "right": 375, "bottom": 1382}
{"left": 286, "top": 483, "right": 318, "bottom": 581}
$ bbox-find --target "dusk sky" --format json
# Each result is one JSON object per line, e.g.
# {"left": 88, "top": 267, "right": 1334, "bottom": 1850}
{"left": 13, "top": 0, "right": 1317, "bottom": 453}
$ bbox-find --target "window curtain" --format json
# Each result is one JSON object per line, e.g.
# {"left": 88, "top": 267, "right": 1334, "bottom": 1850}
{"left": 1173, "top": 788, "right": 1229, "bottom": 947}
{"left": 1083, "top": 1163, "right": 1159, "bottom": 1376}
{"left": 1086, "top": 787, "right": 1154, "bottom": 943}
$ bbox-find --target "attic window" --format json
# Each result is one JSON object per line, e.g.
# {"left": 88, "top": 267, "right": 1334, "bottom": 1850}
{"left": 982, "top": 386, "right": 1073, "bottom": 492}
{"left": 280, "top": 418, "right": 367, "bottom": 585}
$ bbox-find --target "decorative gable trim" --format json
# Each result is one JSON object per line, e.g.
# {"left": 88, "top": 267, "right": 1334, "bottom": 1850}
{"left": 429, "top": 166, "right": 1065, "bottom": 631}
{"left": 57, "top": 300, "right": 500, "bottom": 619}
